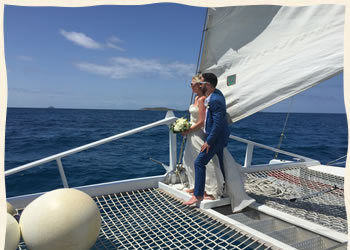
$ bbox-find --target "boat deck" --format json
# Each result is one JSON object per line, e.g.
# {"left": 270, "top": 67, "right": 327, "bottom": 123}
{"left": 15, "top": 165, "right": 346, "bottom": 250}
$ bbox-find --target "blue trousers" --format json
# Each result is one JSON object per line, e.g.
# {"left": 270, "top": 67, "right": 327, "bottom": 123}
{"left": 194, "top": 146, "right": 225, "bottom": 197}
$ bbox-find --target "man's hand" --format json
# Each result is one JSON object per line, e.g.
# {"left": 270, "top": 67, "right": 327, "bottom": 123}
{"left": 200, "top": 142, "right": 210, "bottom": 153}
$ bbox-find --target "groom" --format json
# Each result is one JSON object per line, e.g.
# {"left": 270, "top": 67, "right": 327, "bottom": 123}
{"left": 184, "top": 72, "right": 230, "bottom": 206}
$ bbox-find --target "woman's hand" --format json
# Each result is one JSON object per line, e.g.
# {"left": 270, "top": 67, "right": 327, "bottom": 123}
{"left": 181, "top": 129, "right": 191, "bottom": 136}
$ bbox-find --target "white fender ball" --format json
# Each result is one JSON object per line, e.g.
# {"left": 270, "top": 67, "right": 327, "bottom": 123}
{"left": 19, "top": 188, "right": 101, "bottom": 250}
{"left": 7, "top": 202, "right": 16, "bottom": 216}
{"left": 5, "top": 213, "right": 21, "bottom": 250}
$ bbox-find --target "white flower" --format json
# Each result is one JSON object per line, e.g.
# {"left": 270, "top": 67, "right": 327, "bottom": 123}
{"left": 204, "top": 98, "right": 209, "bottom": 107}
{"left": 177, "top": 118, "right": 186, "bottom": 126}
{"left": 170, "top": 117, "right": 191, "bottom": 133}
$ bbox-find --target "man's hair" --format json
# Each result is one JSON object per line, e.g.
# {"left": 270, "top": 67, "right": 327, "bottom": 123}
{"left": 202, "top": 73, "right": 218, "bottom": 88}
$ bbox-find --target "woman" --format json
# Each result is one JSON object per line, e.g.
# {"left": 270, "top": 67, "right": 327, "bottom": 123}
{"left": 182, "top": 75, "right": 255, "bottom": 212}
{"left": 181, "top": 75, "right": 225, "bottom": 200}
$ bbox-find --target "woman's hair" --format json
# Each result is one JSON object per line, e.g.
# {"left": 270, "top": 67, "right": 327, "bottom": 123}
{"left": 192, "top": 74, "right": 201, "bottom": 83}
{"left": 192, "top": 74, "right": 204, "bottom": 95}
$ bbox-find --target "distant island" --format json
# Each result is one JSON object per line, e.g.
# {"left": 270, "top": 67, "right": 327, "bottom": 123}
{"left": 47, "top": 106, "right": 55, "bottom": 109}
{"left": 141, "top": 107, "right": 175, "bottom": 111}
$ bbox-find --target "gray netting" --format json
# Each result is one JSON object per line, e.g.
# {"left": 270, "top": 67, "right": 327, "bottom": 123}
{"left": 244, "top": 166, "right": 346, "bottom": 233}
{"left": 17, "top": 188, "right": 276, "bottom": 250}
{"left": 92, "top": 189, "right": 275, "bottom": 249}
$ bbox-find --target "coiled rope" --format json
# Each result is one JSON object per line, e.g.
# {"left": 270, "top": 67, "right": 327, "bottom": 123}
{"left": 245, "top": 176, "right": 296, "bottom": 197}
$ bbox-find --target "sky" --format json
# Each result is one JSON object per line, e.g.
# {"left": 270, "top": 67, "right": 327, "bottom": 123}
{"left": 3, "top": 3, "right": 346, "bottom": 113}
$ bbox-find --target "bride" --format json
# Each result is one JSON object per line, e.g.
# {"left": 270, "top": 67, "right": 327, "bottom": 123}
{"left": 181, "top": 75, "right": 255, "bottom": 212}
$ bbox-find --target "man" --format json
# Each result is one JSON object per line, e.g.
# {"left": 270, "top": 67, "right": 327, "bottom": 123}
{"left": 184, "top": 72, "right": 230, "bottom": 206}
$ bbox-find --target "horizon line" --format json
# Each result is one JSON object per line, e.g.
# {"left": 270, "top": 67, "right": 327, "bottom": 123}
{"left": 6, "top": 106, "right": 347, "bottom": 115}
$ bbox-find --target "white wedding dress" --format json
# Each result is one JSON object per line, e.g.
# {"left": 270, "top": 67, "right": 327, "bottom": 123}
{"left": 183, "top": 104, "right": 255, "bottom": 212}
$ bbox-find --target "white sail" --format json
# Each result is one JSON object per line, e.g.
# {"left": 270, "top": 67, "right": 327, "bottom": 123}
{"left": 199, "top": 5, "right": 344, "bottom": 122}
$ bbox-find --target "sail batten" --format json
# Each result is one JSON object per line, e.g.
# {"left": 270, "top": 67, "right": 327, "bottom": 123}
{"left": 200, "top": 5, "right": 344, "bottom": 122}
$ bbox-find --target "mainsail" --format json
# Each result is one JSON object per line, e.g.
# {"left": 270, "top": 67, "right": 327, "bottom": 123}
{"left": 199, "top": 5, "right": 344, "bottom": 123}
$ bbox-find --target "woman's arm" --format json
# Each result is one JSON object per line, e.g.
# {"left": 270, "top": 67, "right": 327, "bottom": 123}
{"left": 182, "top": 96, "right": 206, "bottom": 136}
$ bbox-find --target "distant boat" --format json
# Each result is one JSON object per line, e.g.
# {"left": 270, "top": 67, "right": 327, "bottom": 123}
{"left": 47, "top": 106, "right": 55, "bottom": 109}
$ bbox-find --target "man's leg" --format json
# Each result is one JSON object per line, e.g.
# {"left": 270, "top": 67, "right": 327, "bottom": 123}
{"left": 184, "top": 149, "right": 218, "bottom": 205}
{"left": 193, "top": 148, "right": 218, "bottom": 197}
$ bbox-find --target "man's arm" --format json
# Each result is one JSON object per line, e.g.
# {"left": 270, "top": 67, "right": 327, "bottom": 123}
{"left": 205, "top": 97, "right": 226, "bottom": 146}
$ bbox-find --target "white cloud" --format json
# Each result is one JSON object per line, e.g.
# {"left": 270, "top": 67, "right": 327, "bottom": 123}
{"left": 60, "top": 30, "right": 125, "bottom": 51}
{"left": 105, "top": 36, "right": 124, "bottom": 51}
{"left": 109, "top": 36, "right": 122, "bottom": 43}
{"left": 17, "top": 56, "right": 33, "bottom": 61}
{"left": 9, "top": 87, "right": 66, "bottom": 95}
{"left": 75, "top": 57, "right": 195, "bottom": 79}
{"left": 60, "top": 29, "right": 103, "bottom": 49}
{"left": 105, "top": 42, "right": 124, "bottom": 51}
{"left": 9, "top": 87, "right": 41, "bottom": 95}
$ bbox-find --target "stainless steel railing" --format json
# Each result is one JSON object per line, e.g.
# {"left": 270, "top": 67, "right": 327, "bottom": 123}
{"left": 5, "top": 111, "right": 178, "bottom": 188}
{"left": 5, "top": 110, "right": 320, "bottom": 189}
{"left": 230, "top": 135, "right": 320, "bottom": 169}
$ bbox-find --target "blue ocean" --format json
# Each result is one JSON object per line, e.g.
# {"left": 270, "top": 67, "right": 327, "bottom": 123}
{"left": 5, "top": 108, "right": 348, "bottom": 198}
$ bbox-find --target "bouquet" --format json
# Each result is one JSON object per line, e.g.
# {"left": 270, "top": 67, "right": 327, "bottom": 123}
{"left": 170, "top": 118, "right": 191, "bottom": 133}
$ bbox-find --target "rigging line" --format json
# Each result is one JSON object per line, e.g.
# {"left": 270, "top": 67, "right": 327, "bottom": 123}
{"left": 326, "top": 155, "right": 347, "bottom": 165}
{"left": 274, "top": 97, "right": 294, "bottom": 159}
{"left": 177, "top": 8, "right": 209, "bottom": 167}
{"left": 190, "top": 7, "right": 209, "bottom": 106}
{"left": 195, "top": 8, "right": 209, "bottom": 74}
{"left": 328, "top": 161, "right": 346, "bottom": 166}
